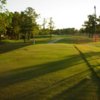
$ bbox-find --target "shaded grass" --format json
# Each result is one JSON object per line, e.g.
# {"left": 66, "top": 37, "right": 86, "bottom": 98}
{"left": 76, "top": 45, "right": 100, "bottom": 78}
{"left": 51, "top": 45, "right": 100, "bottom": 100}
{"left": 75, "top": 45, "right": 100, "bottom": 100}
{"left": 0, "top": 38, "right": 50, "bottom": 54}
{"left": 0, "top": 36, "right": 60, "bottom": 54}
{"left": 52, "top": 78, "right": 99, "bottom": 100}
{"left": 0, "top": 37, "right": 100, "bottom": 100}
{"left": 56, "top": 35, "right": 92, "bottom": 44}
{"left": 0, "top": 44, "right": 91, "bottom": 100}
{"left": 0, "top": 42, "right": 32, "bottom": 54}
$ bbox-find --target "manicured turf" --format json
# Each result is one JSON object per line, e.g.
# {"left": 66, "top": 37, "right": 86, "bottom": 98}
{"left": 0, "top": 36, "right": 100, "bottom": 100}
{"left": 76, "top": 44, "right": 100, "bottom": 78}
{"left": 0, "top": 43, "right": 90, "bottom": 100}
{"left": 55, "top": 35, "right": 92, "bottom": 44}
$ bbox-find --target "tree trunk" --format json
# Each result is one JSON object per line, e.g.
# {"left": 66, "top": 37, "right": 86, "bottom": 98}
{"left": 0, "top": 34, "right": 1, "bottom": 42}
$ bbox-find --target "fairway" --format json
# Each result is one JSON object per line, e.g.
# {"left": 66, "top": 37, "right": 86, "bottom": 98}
{"left": 1, "top": 0, "right": 100, "bottom": 99}
{"left": 0, "top": 36, "right": 100, "bottom": 100}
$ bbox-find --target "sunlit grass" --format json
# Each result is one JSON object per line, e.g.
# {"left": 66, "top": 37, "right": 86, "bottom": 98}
{"left": 76, "top": 44, "right": 100, "bottom": 77}
{"left": 0, "top": 36, "right": 100, "bottom": 100}
{"left": 0, "top": 43, "right": 90, "bottom": 100}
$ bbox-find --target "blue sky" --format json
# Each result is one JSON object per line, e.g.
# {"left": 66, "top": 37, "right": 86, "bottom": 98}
{"left": 6, "top": 0, "right": 100, "bottom": 29}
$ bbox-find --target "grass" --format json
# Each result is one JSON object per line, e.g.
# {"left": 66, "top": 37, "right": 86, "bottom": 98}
{"left": 0, "top": 35, "right": 100, "bottom": 100}
{"left": 0, "top": 44, "right": 90, "bottom": 100}
{"left": 76, "top": 44, "right": 100, "bottom": 78}
{"left": 55, "top": 35, "right": 93, "bottom": 44}
{"left": 0, "top": 37, "right": 54, "bottom": 53}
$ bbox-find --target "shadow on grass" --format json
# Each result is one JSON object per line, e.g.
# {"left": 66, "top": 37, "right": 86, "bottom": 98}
{"left": 0, "top": 49, "right": 100, "bottom": 99}
{"left": 0, "top": 42, "right": 33, "bottom": 54}
{"left": 49, "top": 47, "right": 100, "bottom": 100}
{"left": 14, "top": 70, "right": 91, "bottom": 100}
{"left": 0, "top": 54, "right": 82, "bottom": 88}
{"left": 51, "top": 73, "right": 100, "bottom": 100}
{"left": 0, "top": 51, "right": 100, "bottom": 87}
{"left": 52, "top": 79, "right": 90, "bottom": 100}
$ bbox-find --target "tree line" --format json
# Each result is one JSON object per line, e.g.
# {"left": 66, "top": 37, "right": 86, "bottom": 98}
{"left": 0, "top": 0, "right": 79, "bottom": 43}
{"left": 0, "top": 0, "right": 56, "bottom": 42}
{"left": 1, "top": 0, "right": 100, "bottom": 43}
{"left": 0, "top": 7, "right": 56, "bottom": 41}
{"left": 80, "top": 14, "right": 100, "bottom": 37}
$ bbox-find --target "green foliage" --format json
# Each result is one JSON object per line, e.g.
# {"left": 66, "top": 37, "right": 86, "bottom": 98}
{"left": 0, "top": 7, "right": 40, "bottom": 42}
{"left": 11, "top": 12, "right": 21, "bottom": 39}
{"left": 0, "top": 0, "right": 6, "bottom": 11}
{"left": 83, "top": 15, "right": 96, "bottom": 37}
{"left": 20, "top": 7, "right": 39, "bottom": 41}
{"left": 0, "top": 12, "right": 8, "bottom": 40}
{"left": 82, "top": 15, "right": 100, "bottom": 37}
{"left": 0, "top": 0, "right": 6, "bottom": 4}
{"left": 53, "top": 28, "right": 77, "bottom": 35}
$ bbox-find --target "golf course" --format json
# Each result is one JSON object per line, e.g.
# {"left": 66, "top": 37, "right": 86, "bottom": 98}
{"left": 1, "top": 0, "right": 100, "bottom": 99}
{"left": 0, "top": 35, "right": 100, "bottom": 100}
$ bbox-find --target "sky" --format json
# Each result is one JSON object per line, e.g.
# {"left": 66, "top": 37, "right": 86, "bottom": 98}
{"left": 6, "top": 0, "right": 100, "bottom": 29}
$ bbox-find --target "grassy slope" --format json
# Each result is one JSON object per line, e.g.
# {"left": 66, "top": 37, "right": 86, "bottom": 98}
{"left": 0, "top": 43, "right": 90, "bottom": 100}
{"left": 0, "top": 36, "right": 100, "bottom": 100}
{"left": 77, "top": 44, "right": 100, "bottom": 77}
{"left": 53, "top": 36, "right": 100, "bottom": 100}
{"left": 55, "top": 35, "right": 92, "bottom": 44}
{"left": 70, "top": 44, "right": 100, "bottom": 100}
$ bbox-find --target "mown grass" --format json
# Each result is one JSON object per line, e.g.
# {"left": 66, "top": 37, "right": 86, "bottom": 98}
{"left": 56, "top": 35, "right": 92, "bottom": 44}
{"left": 77, "top": 44, "right": 100, "bottom": 78}
{"left": 0, "top": 37, "right": 53, "bottom": 54}
{"left": 0, "top": 35, "right": 100, "bottom": 100}
{"left": 0, "top": 43, "right": 92, "bottom": 100}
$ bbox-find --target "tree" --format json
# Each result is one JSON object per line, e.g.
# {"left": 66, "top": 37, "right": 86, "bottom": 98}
{"left": 0, "top": 0, "right": 6, "bottom": 11}
{"left": 6, "top": 11, "right": 13, "bottom": 39}
{"left": 11, "top": 12, "right": 21, "bottom": 39}
{"left": 25, "top": 7, "right": 39, "bottom": 40}
{"left": 83, "top": 15, "right": 96, "bottom": 37}
{"left": 0, "top": 0, "right": 6, "bottom": 41}
{"left": 20, "top": 7, "right": 39, "bottom": 42}
{"left": 96, "top": 16, "right": 100, "bottom": 33}
{"left": 48, "top": 17, "right": 54, "bottom": 38}
{"left": 42, "top": 18, "right": 47, "bottom": 29}
{"left": 39, "top": 18, "right": 48, "bottom": 35}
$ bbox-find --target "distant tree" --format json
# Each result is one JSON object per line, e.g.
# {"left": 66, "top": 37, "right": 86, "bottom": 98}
{"left": 48, "top": 17, "right": 54, "bottom": 38}
{"left": 42, "top": 18, "right": 47, "bottom": 35}
{"left": 42, "top": 18, "right": 47, "bottom": 29}
{"left": 53, "top": 28, "right": 77, "bottom": 35}
{"left": 82, "top": 15, "right": 96, "bottom": 37}
{"left": 96, "top": 16, "right": 100, "bottom": 33}
{"left": 39, "top": 18, "right": 49, "bottom": 35}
